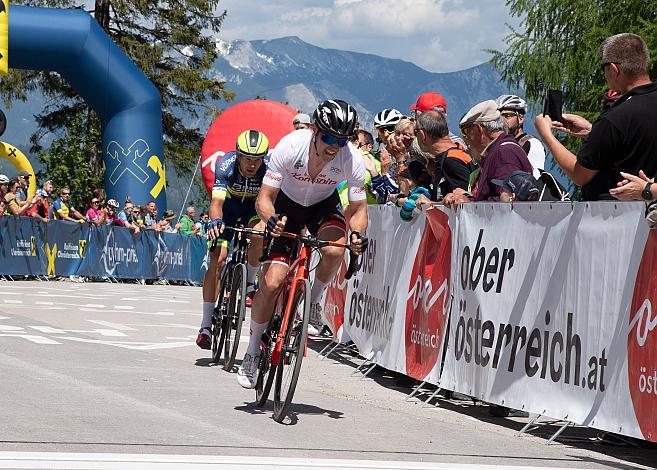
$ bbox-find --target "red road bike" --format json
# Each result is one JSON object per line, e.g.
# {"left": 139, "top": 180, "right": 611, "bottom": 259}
{"left": 254, "top": 231, "right": 361, "bottom": 423}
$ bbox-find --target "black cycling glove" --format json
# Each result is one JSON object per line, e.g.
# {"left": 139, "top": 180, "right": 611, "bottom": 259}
{"left": 350, "top": 231, "right": 369, "bottom": 252}
{"left": 267, "top": 213, "right": 285, "bottom": 233}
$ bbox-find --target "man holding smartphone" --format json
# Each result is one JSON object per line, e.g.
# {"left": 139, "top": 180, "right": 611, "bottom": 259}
{"left": 534, "top": 33, "right": 657, "bottom": 201}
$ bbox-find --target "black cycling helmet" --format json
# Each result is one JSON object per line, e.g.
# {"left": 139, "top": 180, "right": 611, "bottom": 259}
{"left": 313, "top": 99, "right": 358, "bottom": 138}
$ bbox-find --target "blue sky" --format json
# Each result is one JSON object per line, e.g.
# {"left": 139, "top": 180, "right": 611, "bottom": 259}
{"left": 217, "top": 0, "right": 522, "bottom": 73}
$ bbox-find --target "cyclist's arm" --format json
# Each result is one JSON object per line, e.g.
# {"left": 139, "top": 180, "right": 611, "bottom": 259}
{"left": 255, "top": 183, "right": 280, "bottom": 223}
{"left": 208, "top": 191, "right": 226, "bottom": 221}
{"left": 348, "top": 199, "right": 368, "bottom": 234}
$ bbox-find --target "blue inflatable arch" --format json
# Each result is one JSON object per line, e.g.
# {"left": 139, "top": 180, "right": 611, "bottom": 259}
{"left": 9, "top": 5, "right": 167, "bottom": 209}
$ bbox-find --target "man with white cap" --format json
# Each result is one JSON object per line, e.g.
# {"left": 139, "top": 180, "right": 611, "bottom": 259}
{"left": 443, "top": 100, "right": 533, "bottom": 206}
{"left": 292, "top": 113, "right": 312, "bottom": 130}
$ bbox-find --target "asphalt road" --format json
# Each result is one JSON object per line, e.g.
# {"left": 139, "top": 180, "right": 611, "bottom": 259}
{"left": 0, "top": 280, "right": 655, "bottom": 470}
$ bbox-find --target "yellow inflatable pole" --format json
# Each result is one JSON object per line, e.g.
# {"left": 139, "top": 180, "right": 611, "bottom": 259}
{"left": 0, "top": 141, "right": 37, "bottom": 197}
{"left": 0, "top": 0, "right": 7, "bottom": 75}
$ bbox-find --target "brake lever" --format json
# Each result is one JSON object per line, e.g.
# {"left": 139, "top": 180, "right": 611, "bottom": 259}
{"left": 345, "top": 246, "right": 363, "bottom": 280}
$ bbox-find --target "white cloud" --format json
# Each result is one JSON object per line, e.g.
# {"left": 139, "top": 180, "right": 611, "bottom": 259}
{"left": 218, "top": 0, "right": 520, "bottom": 72}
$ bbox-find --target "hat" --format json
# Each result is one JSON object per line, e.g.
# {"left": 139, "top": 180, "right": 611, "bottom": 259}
{"left": 398, "top": 160, "right": 431, "bottom": 186}
{"left": 36, "top": 189, "right": 48, "bottom": 197}
{"left": 293, "top": 113, "right": 312, "bottom": 125}
{"left": 459, "top": 100, "right": 501, "bottom": 128}
{"left": 0, "top": 174, "right": 8, "bottom": 184}
{"left": 163, "top": 209, "right": 175, "bottom": 221}
{"left": 491, "top": 170, "right": 540, "bottom": 201}
{"left": 18, "top": 170, "right": 31, "bottom": 178}
{"left": 409, "top": 92, "right": 447, "bottom": 113}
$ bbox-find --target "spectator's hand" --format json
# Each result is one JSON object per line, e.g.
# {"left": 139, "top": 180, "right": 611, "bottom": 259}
{"left": 609, "top": 170, "right": 653, "bottom": 201}
{"left": 533, "top": 114, "right": 555, "bottom": 138}
{"left": 133, "top": 226, "right": 141, "bottom": 235}
{"left": 207, "top": 217, "right": 224, "bottom": 241}
{"left": 552, "top": 113, "right": 592, "bottom": 138}
{"left": 443, "top": 189, "right": 471, "bottom": 209}
{"left": 174, "top": 222, "right": 182, "bottom": 230}
{"left": 266, "top": 214, "right": 287, "bottom": 237}
{"left": 415, "top": 194, "right": 431, "bottom": 206}
{"left": 386, "top": 133, "right": 412, "bottom": 157}
{"left": 349, "top": 231, "right": 368, "bottom": 254}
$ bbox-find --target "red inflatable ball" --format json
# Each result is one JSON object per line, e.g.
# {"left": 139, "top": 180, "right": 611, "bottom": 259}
{"left": 200, "top": 100, "right": 297, "bottom": 195}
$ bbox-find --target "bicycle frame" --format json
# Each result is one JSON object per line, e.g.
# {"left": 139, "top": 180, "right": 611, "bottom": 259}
{"left": 271, "top": 243, "right": 312, "bottom": 365}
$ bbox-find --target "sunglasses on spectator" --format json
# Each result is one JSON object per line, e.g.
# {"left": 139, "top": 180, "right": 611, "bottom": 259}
{"left": 61, "top": 192, "right": 71, "bottom": 195}
{"left": 92, "top": 200, "right": 99, "bottom": 204}
{"left": 320, "top": 132, "right": 349, "bottom": 147}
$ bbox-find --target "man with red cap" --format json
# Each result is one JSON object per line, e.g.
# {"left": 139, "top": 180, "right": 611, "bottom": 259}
{"left": 409, "top": 91, "right": 466, "bottom": 148}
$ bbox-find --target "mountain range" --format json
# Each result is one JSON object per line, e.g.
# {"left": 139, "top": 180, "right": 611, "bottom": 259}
{"left": 0, "top": 35, "right": 551, "bottom": 209}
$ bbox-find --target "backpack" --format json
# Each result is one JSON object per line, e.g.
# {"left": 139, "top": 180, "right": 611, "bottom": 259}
{"left": 537, "top": 169, "right": 570, "bottom": 201}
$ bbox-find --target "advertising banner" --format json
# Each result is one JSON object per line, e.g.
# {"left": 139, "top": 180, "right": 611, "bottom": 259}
{"left": 440, "top": 202, "right": 654, "bottom": 442}
{"left": 0, "top": 216, "right": 44, "bottom": 275}
{"left": 0, "top": 217, "right": 208, "bottom": 282}
{"left": 339, "top": 205, "right": 451, "bottom": 384}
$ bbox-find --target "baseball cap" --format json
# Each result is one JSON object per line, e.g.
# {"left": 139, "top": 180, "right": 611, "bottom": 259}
{"left": 18, "top": 170, "right": 31, "bottom": 178}
{"left": 293, "top": 113, "right": 312, "bottom": 125}
{"left": 410, "top": 92, "right": 447, "bottom": 113}
{"left": 491, "top": 170, "right": 540, "bottom": 201}
{"left": 459, "top": 100, "right": 501, "bottom": 128}
{"left": 0, "top": 174, "right": 8, "bottom": 184}
{"left": 163, "top": 209, "right": 175, "bottom": 221}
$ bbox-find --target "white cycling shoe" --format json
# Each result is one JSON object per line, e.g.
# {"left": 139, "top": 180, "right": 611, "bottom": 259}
{"left": 237, "top": 352, "right": 260, "bottom": 389}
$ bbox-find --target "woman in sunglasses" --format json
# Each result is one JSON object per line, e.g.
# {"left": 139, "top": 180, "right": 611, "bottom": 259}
{"left": 85, "top": 197, "right": 104, "bottom": 225}
{"left": 236, "top": 99, "right": 370, "bottom": 389}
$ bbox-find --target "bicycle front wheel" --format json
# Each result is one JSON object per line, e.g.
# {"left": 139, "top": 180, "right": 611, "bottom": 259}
{"left": 223, "top": 263, "right": 247, "bottom": 371}
{"left": 212, "top": 269, "right": 231, "bottom": 364}
{"left": 272, "top": 278, "right": 310, "bottom": 423}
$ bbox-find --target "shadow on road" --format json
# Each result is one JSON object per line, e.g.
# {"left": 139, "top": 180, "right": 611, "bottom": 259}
{"left": 234, "top": 400, "right": 344, "bottom": 425}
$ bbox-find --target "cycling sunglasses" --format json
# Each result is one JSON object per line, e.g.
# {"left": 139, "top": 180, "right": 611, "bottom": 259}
{"left": 320, "top": 132, "right": 349, "bottom": 147}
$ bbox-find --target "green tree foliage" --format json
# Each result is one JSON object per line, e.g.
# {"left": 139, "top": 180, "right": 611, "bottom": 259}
{"left": 3, "top": 0, "right": 234, "bottom": 185}
{"left": 490, "top": 0, "right": 657, "bottom": 116}
{"left": 38, "top": 111, "right": 103, "bottom": 209}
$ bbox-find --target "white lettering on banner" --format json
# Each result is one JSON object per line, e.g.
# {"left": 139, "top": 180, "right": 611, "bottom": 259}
{"left": 630, "top": 298, "right": 657, "bottom": 347}
{"left": 408, "top": 277, "right": 448, "bottom": 319}
{"left": 638, "top": 367, "right": 657, "bottom": 395}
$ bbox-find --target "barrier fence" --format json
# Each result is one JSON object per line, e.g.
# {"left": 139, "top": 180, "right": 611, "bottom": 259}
{"left": 2, "top": 204, "right": 656, "bottom": 443}
{"left": 321, "top": 202, "right": 656, "bottom": 444}
{"left": 0, "top": 217, "right": 208, "bottom": 283}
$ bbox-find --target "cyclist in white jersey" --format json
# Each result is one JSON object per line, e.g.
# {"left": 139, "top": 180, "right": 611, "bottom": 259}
{"left": 237, "top": 99, "right": 369, "bottom": 388}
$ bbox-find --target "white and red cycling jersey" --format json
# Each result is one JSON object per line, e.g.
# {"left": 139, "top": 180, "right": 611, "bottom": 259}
{"left": 263, "top": 129, "right": 367, "bottom": 206}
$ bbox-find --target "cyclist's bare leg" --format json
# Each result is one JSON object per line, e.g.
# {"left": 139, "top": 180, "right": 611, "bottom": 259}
{"left": 200, "top": 244, "right": 228, "bottom": 328}
{"left": 250, "top": 261, "right": 287, "bottom": 324}
{"left": 246, "top": 219, "right": 266, "bottom": 285}
{"left": 313, "top": 225, "right": 347, "bottom": 302}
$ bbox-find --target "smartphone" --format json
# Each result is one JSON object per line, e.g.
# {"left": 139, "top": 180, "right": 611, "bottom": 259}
{"left": 543, "top": 89, "right": 564, "bottom": 122}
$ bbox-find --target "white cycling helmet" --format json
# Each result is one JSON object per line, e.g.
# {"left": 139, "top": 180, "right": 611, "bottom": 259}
{"left": 0, "top": 174, "right": 8, "bottom": 184}
{"left": 495, "top": 95, "right": 528, "bottom": 113}
{"left": 374, "top": 108, "right": 404, "bottom": 129}
{"left": 106, "top": 198, "right": 120, "bottom": 209}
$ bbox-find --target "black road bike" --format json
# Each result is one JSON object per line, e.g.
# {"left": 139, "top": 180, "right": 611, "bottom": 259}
{"left": 211, "top": 226, "right": 264, "bottom": 371}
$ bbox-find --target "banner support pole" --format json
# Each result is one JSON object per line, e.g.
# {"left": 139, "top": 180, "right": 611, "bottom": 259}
{"left": 316, "top": 341, "right": 334, "bottom": 358}
{"left": 406, "top": 380, "right": 428, "bottom": 401}
{"left": 546, "top": 422, "right": 571, "bottom": 445}
{"left": 517, "top": 414, "right": 541, "bottom": 436}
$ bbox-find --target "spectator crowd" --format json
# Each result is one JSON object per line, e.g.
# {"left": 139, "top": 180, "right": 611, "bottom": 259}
{"left": 0, "top": 172, "right": 211, "bottom": 238}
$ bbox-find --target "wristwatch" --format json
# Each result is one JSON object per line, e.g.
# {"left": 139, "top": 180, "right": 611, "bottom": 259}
{"left": 641, "top": 182, "right": 654, "bottom": 201}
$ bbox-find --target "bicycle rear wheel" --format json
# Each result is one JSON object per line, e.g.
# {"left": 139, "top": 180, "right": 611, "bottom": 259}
{"left": 223, "top": 263, "right": 247, "bottom": 371}
{"left": 211, "top": 270, "right": 230, "bottom": 364}
{"left": 272, "top": 278, "right": 310, "bottom": 423}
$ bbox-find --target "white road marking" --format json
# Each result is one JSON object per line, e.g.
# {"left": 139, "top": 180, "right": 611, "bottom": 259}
{"left": 83, "top": 304, "right": 105, "bottom": 308}
{"left": 0, "top": 316, "right": 10, "bottom": 320}
{"left": 0, "top": 324, "right": 24, "bottom": 331}
{"left": 113, "top": 305, "right": 135, "bottom": 310}
{"left": 87, "top": 320, "right": 138, "bottom": 331}
{"left": 56, "top": 336, "right": 191, "bottom": 350}
{"left": 3, "top": 299, "right": 23, "bottom": 304}
{"left": 0, "top": 334, "right": 61, "bottom": 345}
{"left": 35, "top": 301, "right": 54, "bottom": 305}
{"left": 28, "top": 326, "right": 67, "bottom": 334}
{"left": 0, "top": 452, "right": 577, "bottom": 469}
{"left": 140, "top": 311, "right": 176, "bottom": 316}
